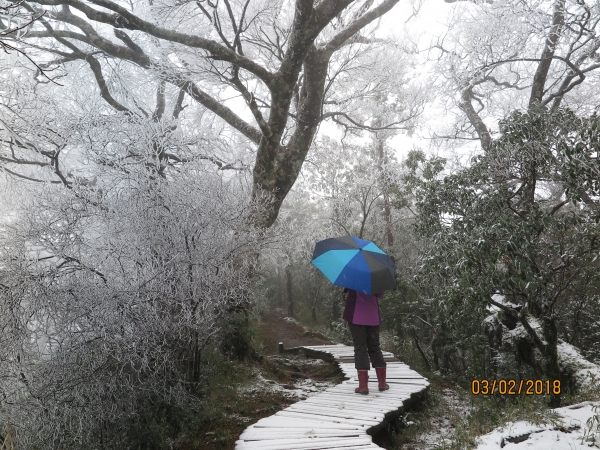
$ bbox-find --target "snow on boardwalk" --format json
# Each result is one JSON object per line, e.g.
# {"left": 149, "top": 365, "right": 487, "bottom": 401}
{"left": 236, "top": 344, "right": 429, "bottom": 450}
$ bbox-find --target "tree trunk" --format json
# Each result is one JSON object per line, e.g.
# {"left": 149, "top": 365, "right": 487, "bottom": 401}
{"left": 285, "top": 264, "right": 295, "bottom": 318}
{"left": 541, "top": 314, "right": 561, "bottom": 407}
{"left": 376, "top": 136, "right": 394, "bottom": 247}
{"left": 330, "top": 290, "right": 343, "bottom": 329}
{"left": 251, "top": 45, "right": 331, "bottom": 229}
{"left": 431, "top": 335, "right": 441, "bottom": 372}
{"left": 529, "top": 0, "right": 566, "bottom": 108}
{"left": 412, "top": 330, "right": 431, "bottom": 371}
{"left": 276, "top": 265, "right": 285, "bottom": 308}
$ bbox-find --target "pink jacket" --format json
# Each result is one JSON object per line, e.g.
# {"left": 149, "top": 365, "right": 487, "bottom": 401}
{"left": 342, "top": 289, "right": 385, "bottom": 326}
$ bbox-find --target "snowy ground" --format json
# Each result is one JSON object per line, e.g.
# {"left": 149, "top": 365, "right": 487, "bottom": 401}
{"left": 475, "top": 402, "right": 600, "bottom": 449}
{"left": 413, "top": 387, "right": 475, "bottom": 449}
{"left": 236, "top": 358, "right": 336, "bottom": 401}
{"left": 474, "top": 295, "right": 600, "bottom": 448}
{"left": 473, "top": 339, "right": 600, "bottom": 449}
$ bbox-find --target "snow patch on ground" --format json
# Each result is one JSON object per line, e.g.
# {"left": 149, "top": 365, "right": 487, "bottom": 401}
{"left": 410, "top": 388, "right": 474, "bottom": 449}
{"left": 301, "top": 358, "right": 326, "bottom": 365}
{"left": 475, "top": 402, "right": 600, "bottom": 449}
{"left": 236, "top": 366, "right": 335, "bottom": 400}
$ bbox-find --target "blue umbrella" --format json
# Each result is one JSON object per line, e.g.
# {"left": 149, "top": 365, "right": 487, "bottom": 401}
{"left": 311, "top": 235, "right": 396, "bottom": 295}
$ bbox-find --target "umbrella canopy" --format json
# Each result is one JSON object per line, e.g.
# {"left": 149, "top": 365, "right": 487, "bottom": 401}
{"left": 311, "top": 235, "right": 396, "bottom": 295}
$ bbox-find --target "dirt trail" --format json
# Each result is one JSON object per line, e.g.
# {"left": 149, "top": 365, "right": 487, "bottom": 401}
{"left": 255, "top": 309, "right": 333, "bottom": 355}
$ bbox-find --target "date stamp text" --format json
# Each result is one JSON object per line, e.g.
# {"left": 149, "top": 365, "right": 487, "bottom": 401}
{"left": 471, "top": 379, "right": 561, "bottom": 395}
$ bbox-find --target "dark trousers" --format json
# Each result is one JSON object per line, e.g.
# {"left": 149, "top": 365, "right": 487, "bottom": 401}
{"left": 348, "top": 322, "right": 386, "bottom": 370}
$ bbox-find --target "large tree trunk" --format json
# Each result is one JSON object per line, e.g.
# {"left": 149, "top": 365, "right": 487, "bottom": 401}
{"left": 251, "top": 45, "right": 330, "bottom": 228}
{"left": 528, "top": 0, "right": 566, "bottom": 108}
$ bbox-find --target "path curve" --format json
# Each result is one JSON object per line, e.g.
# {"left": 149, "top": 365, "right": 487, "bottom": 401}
{"left": 236, "top": 344, "right": 429, "bottom": 450}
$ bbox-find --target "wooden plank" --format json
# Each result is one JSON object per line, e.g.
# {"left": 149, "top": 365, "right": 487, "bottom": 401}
{"left": 312, "top": 393, "right": 411, "bottom": 405}
{"left": 250, "top": 417, "right": 366, "bottom": 430}
{"left": 338, "top": 374, "right": 428, "bottom": 382}
{"left": 338, "top": 367, "right": 419, "bottom": 374}
{"left": 328, "top": 387, "right": 426, "bottom": 398}
{"left": 325, "top": 390, "right": 424, "bottom": 401}
{"left": 301, "top": 397, "right": 405, "bottom": 410}
{"left": 237, "top": 441, "right": 381, "bottom": 450}
{"left": 302, "top": 391, "right": 409, "bottom": 403}
{"left": 236, "top": 439, "right": 381, "bottom": 450}
{"left": 324, "top": 382, "right": 417, "bottom": 391}
{"left": 315, "top": 391, "right": 415, "bottom": 403}
{"left": 380, "top": 374, "right": 428, "bottom": 378}
{"left": 275, "top": 410, "right": 380, "bottom": 427}
{"left": 236, "top": 436, "right": 375, "bottom": 450}
{"left": 337, "top": 362, "right": 410, "bottom": 367}
{"left": 299, "top": 401, "right": 398, "bottom": 415}
{"left": 324, "top": 385, "right": 422, "bottom": 397}
{"left": 272, "top": 409, "right": 369, "bottom": 423}
{"left": 386, "top": 380, "right": 430, "bottom": 387}
{"left": 281, "top": 407, "right": 384, "bottom": 424}
{"left": 314, "top": 446, "right": 381, "bottom": 450}
{"left": 286, "top": 403, "right": 385, "bottom": 421}
{"left": 337, "top": 371, "right": 424, "bottom": 378}
{"left": 239, "top": 428, "right": 365, "bottom": 440}
{"left": 321, "top": 446, "right": 382, "bottom": 450}
{"left": 343, "top": 379, "right": 429, "bottom": 387}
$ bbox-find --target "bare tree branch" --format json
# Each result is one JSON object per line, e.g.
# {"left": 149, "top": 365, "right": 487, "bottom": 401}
{"left": 34, "top": 0, "right": 275, "bottom": 84}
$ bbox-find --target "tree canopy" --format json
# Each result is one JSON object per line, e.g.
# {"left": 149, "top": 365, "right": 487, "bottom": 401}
{"left": 1, "top": 0, "right": 418, "bottom": 227}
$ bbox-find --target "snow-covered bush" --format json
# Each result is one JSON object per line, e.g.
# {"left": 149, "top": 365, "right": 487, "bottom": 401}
{"left": 0, "top": 167, "right": 270, "bottom": 448}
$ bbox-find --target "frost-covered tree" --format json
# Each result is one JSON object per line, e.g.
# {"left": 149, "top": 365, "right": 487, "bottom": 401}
{"left": 0, "top": 0, "right": 418, "bottom": 228}
{"left": 0, "top": 2, "right": 49, "bottom": 74}
{"left": 302, "top": 135, "right": 404, "bottom": 246}
{"left": 409, "top": 0, "right": 600, "bottom": 403}
{"left": 430, "top": 0, "right": 600, "bottom": 149}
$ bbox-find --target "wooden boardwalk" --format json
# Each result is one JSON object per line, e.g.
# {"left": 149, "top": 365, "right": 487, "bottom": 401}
{"left": 236, "top": 344, "right": 429, "bottom": 450}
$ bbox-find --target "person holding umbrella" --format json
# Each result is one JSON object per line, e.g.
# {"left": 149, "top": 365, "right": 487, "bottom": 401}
{"left": 311, "top": 235, "right": 396, "bottom": 395}
{"left": 342, "top": 287, "right": 389, "bottom": 394}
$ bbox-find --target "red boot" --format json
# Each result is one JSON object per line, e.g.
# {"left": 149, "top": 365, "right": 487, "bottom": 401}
{"left": 355, "top": 369, "right": 369, "bottom": 395}
{"left": 375, "top": 367, "right": 389, "bottom": 391}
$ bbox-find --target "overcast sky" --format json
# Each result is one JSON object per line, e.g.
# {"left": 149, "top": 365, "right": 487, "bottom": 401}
{"left": 379, "top": 0, "right": 471, "bottom": 163}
